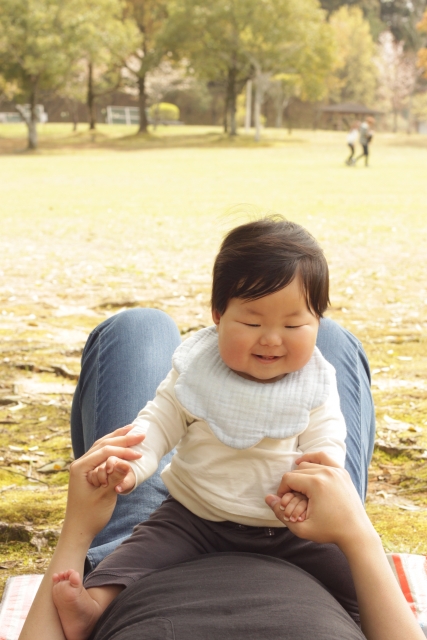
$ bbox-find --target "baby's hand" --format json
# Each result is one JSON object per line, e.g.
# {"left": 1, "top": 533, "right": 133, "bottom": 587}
{"left": 277, "top": 491, "right": 308, "bottom": 523}
{"left": 87, "top": 456, "right": 136, "bottom": 495}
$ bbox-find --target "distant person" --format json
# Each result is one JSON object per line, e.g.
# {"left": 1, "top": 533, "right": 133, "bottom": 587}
{"left": 353, "top": 116, "right": 375, "bottom": 167}
{"left": 345, "top": 121, "right": 359, "bottom": 165}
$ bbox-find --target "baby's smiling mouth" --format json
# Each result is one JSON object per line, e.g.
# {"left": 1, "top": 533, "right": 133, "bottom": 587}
{"left": 254, "top": 354, "right": 281, "bottom": 361}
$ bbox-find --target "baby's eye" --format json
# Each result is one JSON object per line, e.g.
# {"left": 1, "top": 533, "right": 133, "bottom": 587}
{"left": 244, "top": 323, "right": 260, "bottom": 327}
{"left": 285, "top": 325, "right": 301, "bottom": 329}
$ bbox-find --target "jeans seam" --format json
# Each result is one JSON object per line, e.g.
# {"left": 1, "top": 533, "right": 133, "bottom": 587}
{"left": 94, "top": 328, "right": 101, "bottom": 441}
{"left": 356, "top": 343, "right": 363, "bottom": 498}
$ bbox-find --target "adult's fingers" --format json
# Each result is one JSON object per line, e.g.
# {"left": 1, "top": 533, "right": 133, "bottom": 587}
{"left": 90, "top": 430, "right": 145, "bottom": 453}
{"left": 266, "top": 465, "right": 364, "bottom": 545}
{"left": 71, "top": 444, "right": 142, "bottom": 474}
{"left": 276, "top": 465, "right": 321, "bottom": 497}
{"left": 92, "top": 425, "right": 134, "bottom": 446}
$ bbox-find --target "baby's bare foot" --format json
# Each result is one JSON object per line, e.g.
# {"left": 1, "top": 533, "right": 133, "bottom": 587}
{"left": 52, "top": 570, "right": 102, "bottom": 640}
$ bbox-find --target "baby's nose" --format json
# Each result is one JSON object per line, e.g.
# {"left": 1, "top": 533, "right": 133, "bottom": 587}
{"left": 260, "top": 330, "right": 282, "bottom": 346}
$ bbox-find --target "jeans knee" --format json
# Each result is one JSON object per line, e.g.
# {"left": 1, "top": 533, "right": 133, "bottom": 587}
{"left": 108, "top": 308, "right": 181, "bottom": 346}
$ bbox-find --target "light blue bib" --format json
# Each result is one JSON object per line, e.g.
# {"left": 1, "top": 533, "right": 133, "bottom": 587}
{"left": 173, "top": 326, "right": 332, "bottom": 449}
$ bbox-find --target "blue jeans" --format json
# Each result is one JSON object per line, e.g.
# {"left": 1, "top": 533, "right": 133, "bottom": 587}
{"left": 71, "top": 309, "right": 375, "bottom": 569}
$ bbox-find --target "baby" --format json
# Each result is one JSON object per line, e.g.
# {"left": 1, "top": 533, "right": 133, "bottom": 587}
{"left": 53, "top": 216, "right": 359, "bottom": 639}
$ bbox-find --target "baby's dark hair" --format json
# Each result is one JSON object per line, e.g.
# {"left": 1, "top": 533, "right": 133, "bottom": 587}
{"left": 211, "top": 216, "right": 329, "bottom": 317}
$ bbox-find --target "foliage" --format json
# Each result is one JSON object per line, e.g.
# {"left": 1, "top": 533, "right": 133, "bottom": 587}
{"left": 68, "top": 0, "right": 140, "bottom": 130}
{"left": 0, "top": 0, "right": 139, "bottom": 141}
{"left": 380, "top": 0, "right": 427, "bottom": 50}
{"left": 122, "top": 0, "right": 171, "bottom": 132}
{"left": 144, "top": 60, "right": 193, "bottom": 108}
{"left": 166, "top": 0, "right": 335, "bottom": 136}
{"left": 0, "top": 0, "right": 83, "bottom": 147}
{"left": 327, "top": 6, "right": 377, "bottom": 105}
{"left": 411, "top": 91, "right": 427, "bottom": 119}
{"left": 0, "top": 75, "right": 18, "bottom": 102}
{"left": 267, "top": 74, "right": 302, "bottom": 128}
{"left": 320, "top": 0, "right": 427, "bottom": 47}
{"left": 320, "top": 0, "right": 385, "bottom": 39}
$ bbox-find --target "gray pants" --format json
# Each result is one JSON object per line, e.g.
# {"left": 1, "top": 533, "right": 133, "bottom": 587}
{"left": 85, "top": 497, "right": 359, "bottom": 625}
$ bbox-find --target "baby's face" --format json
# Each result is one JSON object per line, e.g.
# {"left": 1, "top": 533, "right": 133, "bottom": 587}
{"left": 212, "top": 276, "right": 319, "bottom": 383}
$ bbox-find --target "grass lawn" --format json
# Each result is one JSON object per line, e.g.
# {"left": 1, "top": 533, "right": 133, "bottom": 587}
{"left": 1, "top": 124, "right": 427, "bottom": 594}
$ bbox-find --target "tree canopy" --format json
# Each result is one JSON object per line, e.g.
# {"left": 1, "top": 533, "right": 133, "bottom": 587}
{"left": 0, "top": 0, "right": 82, "bottom": 147}
{"left": 165, "top": 0, "right": 335, "bottom": 135}
{"left": 327, "top": 6, "right": 377, "bottom": 105}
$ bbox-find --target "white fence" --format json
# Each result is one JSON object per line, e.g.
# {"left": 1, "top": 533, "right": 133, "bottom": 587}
{"left": 0, "top": 105, "right": 48, "bottom": 123}
{"left": 106, "top": 106, "right": 140, "bottom": 125}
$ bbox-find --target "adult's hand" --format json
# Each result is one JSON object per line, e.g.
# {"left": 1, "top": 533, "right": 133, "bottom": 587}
{"left": 266, "top": 452, "right": 426, "bottom": 640}
{"left": 265, "top": 451, "right": 370, "bottom": 553}
{"left": 62, "top": 425, "right": 145, "bottom": 545}
{"left": 19, "top": 425, "right": 145, "bottom": 640}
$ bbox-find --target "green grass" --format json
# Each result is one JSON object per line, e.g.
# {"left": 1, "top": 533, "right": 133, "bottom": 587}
{"left": 1, "top": 124, "right": 427, "bottom": 594}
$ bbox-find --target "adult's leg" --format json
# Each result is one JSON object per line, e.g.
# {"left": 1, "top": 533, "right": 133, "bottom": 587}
{"left": 316, "top": 317, "right": 375, "bottom": 500}
{"left": 267, "top": 530, "right": 360, "bottom": 625}
{"left": 71, "top": 308, "right": 181, "bottom": 568}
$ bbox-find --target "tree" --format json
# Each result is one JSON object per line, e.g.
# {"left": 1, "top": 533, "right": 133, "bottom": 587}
{"left": 167, "top": 0, "right": 335, "bottom": 137}
{"left": 249, "top": 0, "right": 336, "bottom": 140}
{"left": 0, "top": 75, "right": 18, "bottom": 104}
{"left": 380, "top": 0, "right": 427, "bottom": 50}
{"left": 165, "top": 0, "right": 255, "bottom": 135}
{"left": 0, "top": 0, "right": 138, "bottom": 143}
{"left": 376, "top": 30, "right": 420, "bottom": 131}
{"left": 267, "top": 74, "right": 302, "bottom": 129}
{"left": 411, "top": 90, "right": 427, "bottom": 123}
{"left": 70, "top": 0, "right": 139, "bottom": 130}
{"left": 320, "top": 1, "right": 386, "bottom": 39}
{"left": 122, "top": 0, "right": 171, "bottom": 133}
{"left": 0, "top": 0, "right": 83, "bottom": 148}
{"left": 327, "top": 6, "right": 377, "bottom": 105}
{"left": 56, "top": 62, "right": 87, "bottom": 132}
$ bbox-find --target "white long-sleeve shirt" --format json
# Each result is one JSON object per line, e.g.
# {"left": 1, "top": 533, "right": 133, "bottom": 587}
{"left": 130, "top": 327, "right": 346, "bottom": 527}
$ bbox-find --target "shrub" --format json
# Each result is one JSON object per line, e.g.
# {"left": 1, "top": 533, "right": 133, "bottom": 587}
{"left": 149, "top": 102, "right": 180, "bottom": 122}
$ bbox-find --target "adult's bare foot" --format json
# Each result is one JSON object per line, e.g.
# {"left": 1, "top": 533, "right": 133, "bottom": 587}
{"left": 52, "top": 570, "right": 102, "bottom": 640}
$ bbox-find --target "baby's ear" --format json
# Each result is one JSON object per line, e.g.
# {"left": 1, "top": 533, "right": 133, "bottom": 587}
{"left": 212, "top": 309, "right": 221, "bottom": 326}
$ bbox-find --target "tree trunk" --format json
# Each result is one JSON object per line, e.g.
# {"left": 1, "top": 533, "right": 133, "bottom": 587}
{"left": 406, "top": 93, "right": 412, "bottom": 135}
{"left": 275, "top": 86, "right": 282, "bottom": 129}
{"left": 87, "top": 62, "right": 96, "bottom": 130}
{"left": 68, "top": 99, "right": 78, "bottom": 132}
{"left": 138, "top": 75, "right": 148, "bottom": 133}
{"left": 227, "top": 66, "right": 237, "bottom": 136}
{"left": 393, "top": 107, "right": 398, "bottom": 133}
{"left": 253, "top": 68, "right": 270, "bottom": 142}
{"left": 254, "top": 79, "right": 261, "bottom": 142}
{"left": 245, "top": 80, "right": 252, "bottom": 132}
{"left": 223, "top": 94, "right": 229, "bottom": 133}
{"left": 28, "top": 85, "right": 38, "bottom": 150}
